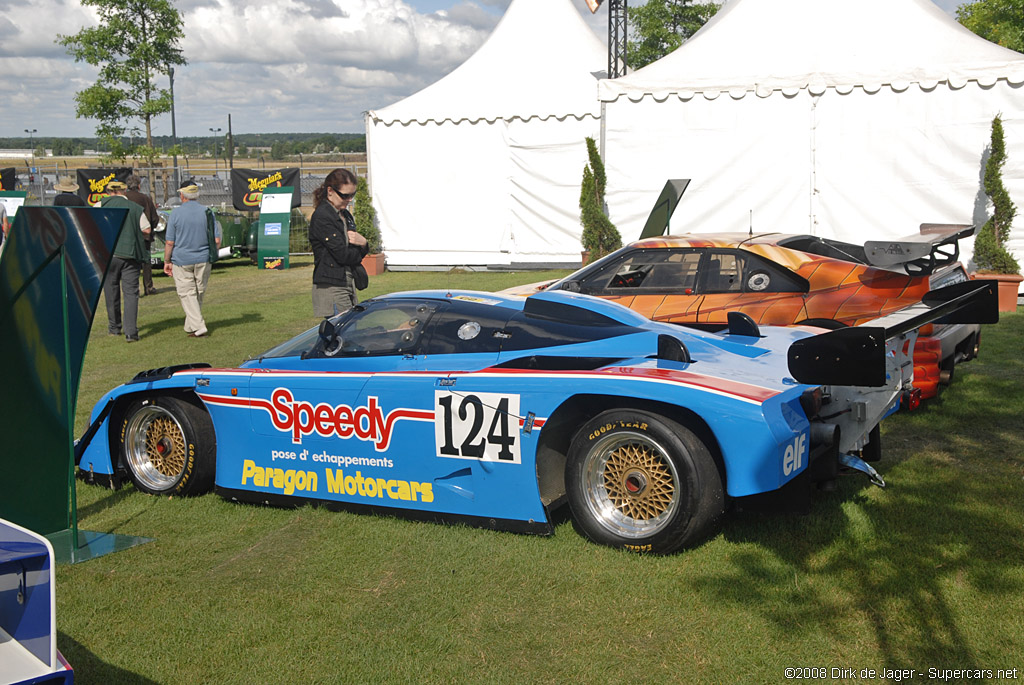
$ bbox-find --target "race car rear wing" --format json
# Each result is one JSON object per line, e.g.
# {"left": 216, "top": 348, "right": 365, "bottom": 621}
{"left": 864, "top": 224, "right": 974, "bottom": 276}
{"left": 787, "top": 279, "right": 998, "bottom": 387}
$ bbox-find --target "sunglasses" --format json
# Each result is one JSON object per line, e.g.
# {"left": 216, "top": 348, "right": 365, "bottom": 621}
{"left": 333, "top": 187, "right": 356, "bottom": 201}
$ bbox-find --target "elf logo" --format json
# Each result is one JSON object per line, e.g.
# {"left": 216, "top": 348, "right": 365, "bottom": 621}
{"left": 782, "top": 433, "right": 807, "bottom": 477}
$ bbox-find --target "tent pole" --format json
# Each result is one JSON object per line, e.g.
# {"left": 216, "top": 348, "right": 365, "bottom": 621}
{"left": 599, "top": 101, "right": 607, "bottom": 163}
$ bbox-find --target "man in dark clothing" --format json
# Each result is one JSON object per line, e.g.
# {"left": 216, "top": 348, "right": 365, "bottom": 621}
{"left": 53, "top": 177, "right": 87, "bottom": 207}
{"left": 126, "top": 174, "right": 160, "bottom": 296}
{"left": 99, "top": 180, "right": 151, "bottom": 342}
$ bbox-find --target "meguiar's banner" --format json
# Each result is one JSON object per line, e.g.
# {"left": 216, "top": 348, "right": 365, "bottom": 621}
{"left": 0, "top": 167, "right": 15, "bottom": 191}
{"left": 76, "top": 168, "right": 132, "bottom": 205}
{"left": 230, "top": 168, "right": 301, "bottom": 211}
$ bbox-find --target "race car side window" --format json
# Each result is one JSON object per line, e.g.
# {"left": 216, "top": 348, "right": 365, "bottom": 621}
{"left": 700, "top": 252, "right": 745, "bottom": 292}
{"left": 580, "top": 249, "right": 703, "bottom": 293}
{"left": 699, "top": 250, "right": 807, "bottom": 294}
{"left": 419, "top": 302, "right": 516, "bottom": 355}
{"left": 335, "top": 301, "right": 438, "bottom": 356}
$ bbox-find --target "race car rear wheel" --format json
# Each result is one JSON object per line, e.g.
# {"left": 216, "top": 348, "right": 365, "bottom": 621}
{"left": 119, "top": 395, "right": 215, "bottom": 496}
{"left": 566, "top": 410, "right": 724, "bottom": 554}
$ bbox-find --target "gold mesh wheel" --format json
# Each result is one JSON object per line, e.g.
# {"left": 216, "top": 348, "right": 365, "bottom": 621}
{"left": 124, "top": 404, "right": 189, "bottom": 491}
{"left": 603, "top": 441, "right": 676, "bottom": 521}
{"left": 582, "top": 431, "right": 681, "bottom": 539}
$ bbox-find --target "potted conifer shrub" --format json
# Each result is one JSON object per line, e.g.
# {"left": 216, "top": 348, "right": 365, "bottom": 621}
{"left": 579, "top": 137, "right": 622, "bottom": 264}
{"left": 972, "top": 115, "right": 1022, "bottom": 312}
{"left": 353, "top": 176, "right": 385, "bottom": 275}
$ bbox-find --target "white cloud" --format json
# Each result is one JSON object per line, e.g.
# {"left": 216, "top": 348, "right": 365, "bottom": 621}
{"left": 0, "top": 0, "right": 517, "bottom": 137}
{"left": 0, "top": 0, "right": 956, "bottom": 139}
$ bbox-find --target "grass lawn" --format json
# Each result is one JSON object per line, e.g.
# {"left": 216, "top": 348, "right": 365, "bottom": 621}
{"left": 60, "top": 259, "right": 1023, "bottom": 683}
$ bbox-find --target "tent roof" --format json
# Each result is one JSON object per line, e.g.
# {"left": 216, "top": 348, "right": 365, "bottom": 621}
{"left": 599, "top": 0, "right": 1024, "bottom": 102}
{"left": 368, "top": 0, "right": 606, "bottom": 125}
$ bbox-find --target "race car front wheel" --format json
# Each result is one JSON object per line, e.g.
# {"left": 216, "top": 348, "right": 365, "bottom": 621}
{"left": 119, "top": 395, "right": 216, "bottom": 496}
{"left": 566, "top": 410, "right": 724, "bottom": 554}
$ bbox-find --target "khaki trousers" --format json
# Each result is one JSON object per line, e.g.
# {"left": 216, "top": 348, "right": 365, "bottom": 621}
{"left": 172, "top": 261, "right": 211, "bottom": 335}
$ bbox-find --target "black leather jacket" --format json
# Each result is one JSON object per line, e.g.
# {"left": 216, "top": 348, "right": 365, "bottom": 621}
{"left": 310, "top": 203, "right": 368, "bottom": 287}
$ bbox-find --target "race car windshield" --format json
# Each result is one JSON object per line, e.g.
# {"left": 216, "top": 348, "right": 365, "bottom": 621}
{"left": 256, "top": 308, "right": 360, "bottom": 359}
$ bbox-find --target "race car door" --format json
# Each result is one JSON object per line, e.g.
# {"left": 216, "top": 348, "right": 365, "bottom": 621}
{"left": 232, "top": 300, "right": 439, "bottom": 499}
{"left": 693, "top": 249, "right": 809, "bottom": 326}
{"left": 574, "top": 247, "right": 706, "bottom": 323}
{"left": 354, "top": 297, "right": 546, "bottom": 526}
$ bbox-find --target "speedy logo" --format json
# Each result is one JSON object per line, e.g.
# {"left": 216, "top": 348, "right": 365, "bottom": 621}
{"left": 782, "top": 433, "right": 807, "bottom": 477}
{"left": 266, "top": 387, "right": 433, "bottom": 450}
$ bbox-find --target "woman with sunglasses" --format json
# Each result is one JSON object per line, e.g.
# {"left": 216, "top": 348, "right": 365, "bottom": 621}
{"left": 310, "top": 168, "right": 369, "bottom": 317}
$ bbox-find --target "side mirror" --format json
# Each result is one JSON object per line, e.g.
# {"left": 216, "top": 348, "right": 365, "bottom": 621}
{"left": 318, "top": 318, "right": 343, "bottom": 357}
{"left": 318, "top": 318, "right": 335, "bottom": 343}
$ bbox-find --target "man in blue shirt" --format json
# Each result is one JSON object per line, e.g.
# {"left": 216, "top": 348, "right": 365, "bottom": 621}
{"left": 163, "top": 180, "right": 220, "bottom": 337}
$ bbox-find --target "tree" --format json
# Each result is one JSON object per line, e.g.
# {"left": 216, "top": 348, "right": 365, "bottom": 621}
{"left": 353, "top": 177, "right": 383, "bottom": 254}
{"left": 973, "top": 115, "right": 1020, "bottom": 274}
{"left": 59, "top": 0, "right": 186, "bottom": 160}
{"left": 579, "top": 137, "right": 621, "bottom": 261}
{"left": 627, "top": 0, "right": 720, "bottom": 70}
{"left": 957, "top": 0, "right": 1024, "bottom": 53}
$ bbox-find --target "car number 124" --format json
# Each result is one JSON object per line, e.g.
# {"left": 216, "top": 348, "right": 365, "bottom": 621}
{"left": 434, "top": 391, "right": 522, "bottom": 464}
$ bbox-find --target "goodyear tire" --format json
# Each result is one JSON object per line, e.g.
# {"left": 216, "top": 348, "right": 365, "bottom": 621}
{"left": 119, "top": 395, "right": 216, "bottom": 496}
{"left": 566, "top": 410, "right": 724, "bottom": 554}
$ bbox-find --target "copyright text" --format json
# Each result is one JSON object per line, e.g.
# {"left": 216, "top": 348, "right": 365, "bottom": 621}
{"left": 783, "top": 667, "right": 1019, "bottom": 681}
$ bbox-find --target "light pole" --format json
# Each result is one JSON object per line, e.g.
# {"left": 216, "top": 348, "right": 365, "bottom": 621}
{"left": 25, "top": 128, "right": 37, "bottom": 166}
{"left": 170, "top": 67, "right": 179, "bottom": 188}
{"left": 209, "top": 127, "right": 221, "bottom": 156}
{"left": 209, "top": 127, "right": 222, "bottom": 179}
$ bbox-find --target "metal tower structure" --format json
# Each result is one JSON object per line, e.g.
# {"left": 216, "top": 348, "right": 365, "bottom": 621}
{"left": 608, "top": 0, "right": 627, "bottom": 78}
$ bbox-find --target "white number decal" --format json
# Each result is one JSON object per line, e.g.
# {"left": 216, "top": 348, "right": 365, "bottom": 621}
{"left": 435, "top": 391, "right": 521, "bottom": 463}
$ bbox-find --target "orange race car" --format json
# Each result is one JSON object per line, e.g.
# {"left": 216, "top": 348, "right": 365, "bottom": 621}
{"left": 511, "top": 227, "right": 985, "bottom": 404}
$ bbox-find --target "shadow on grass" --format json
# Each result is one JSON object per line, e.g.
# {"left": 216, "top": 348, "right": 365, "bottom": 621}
{"left": 76, "top": 482, "right": 135, "bottom": 521}
{"left": 59, "top": 632, "right": 160, "bottom": 685}
{"left": 139, "top": 311, "right": 264, "bottom": 337}
{"left": 698, "top": 331, "right": 1024, "bottom": 669}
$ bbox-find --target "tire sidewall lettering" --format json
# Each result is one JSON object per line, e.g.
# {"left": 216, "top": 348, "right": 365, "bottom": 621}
{"left": 587, "top": 419, "right": 649, "bottom": 442}
{"left": 175, "top": 441, "right": 197, "bottom": 492}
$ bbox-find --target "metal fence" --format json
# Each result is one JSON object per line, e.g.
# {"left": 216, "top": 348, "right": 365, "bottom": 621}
{"left": 12, "top": 156, "right": 367, "bottom": 254}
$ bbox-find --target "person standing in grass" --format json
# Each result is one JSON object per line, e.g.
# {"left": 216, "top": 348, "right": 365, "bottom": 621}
{"left": 310, "top": 168, "right": 368, "bottom": 317}
{"left": 98, "top": 180, "right": 151, "bottom": 342}
{"left": 163, "top": 180, "right": 219, "bottom": 338}
{"left": 0, "top": 202, "right": 7, "bottom": 257}
{"left": 53, "top": 176, "right": 87, "bottom": 207}
{"left": 126, "top": 174, "right": 160, "bottom": 297}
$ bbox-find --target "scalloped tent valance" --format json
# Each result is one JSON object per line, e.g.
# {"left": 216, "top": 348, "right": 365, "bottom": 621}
{"left": 613, "top": 72, "right": 1024, "bottom": 103}
{"left": 371, "top": 112, "right": 601, "bottom": 127}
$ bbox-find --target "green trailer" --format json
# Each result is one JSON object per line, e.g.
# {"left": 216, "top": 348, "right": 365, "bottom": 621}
{"left": 151, "top": 209, "right": 258, "bottom": 267}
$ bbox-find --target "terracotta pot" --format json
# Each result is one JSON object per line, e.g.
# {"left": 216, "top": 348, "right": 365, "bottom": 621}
{"left": 361, "top": 253, "right": 386, "bottom": 276}
{"left": 581, "top": 250, "right": 590, "bottom": 266}
{"left": 972, "top": 272, "right": 1023, "bottom": 312}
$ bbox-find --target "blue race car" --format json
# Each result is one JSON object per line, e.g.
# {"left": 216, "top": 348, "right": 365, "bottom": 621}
{"left": 75, "top": 285, "right": 993, "bottom": 553}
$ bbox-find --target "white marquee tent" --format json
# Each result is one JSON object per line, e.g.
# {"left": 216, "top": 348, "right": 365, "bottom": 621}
{"left": 365, "top": 0, "right": 606, "bottom": 268}
{"left": 599, "top": 0, "right": 1024, "bottom": 278}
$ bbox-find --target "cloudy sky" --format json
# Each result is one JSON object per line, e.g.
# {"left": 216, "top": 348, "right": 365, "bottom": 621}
{"left": 0, "top": 0, "right": 963, "bottom": 140}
